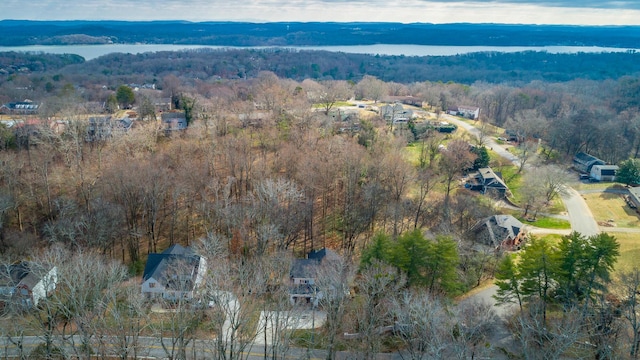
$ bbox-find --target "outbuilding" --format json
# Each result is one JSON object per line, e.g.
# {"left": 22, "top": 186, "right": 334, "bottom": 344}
{"left": 589, "top": 164, "right": 618, "bottom": 182}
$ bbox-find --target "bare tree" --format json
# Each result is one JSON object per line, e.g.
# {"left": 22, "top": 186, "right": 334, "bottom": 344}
{"left": 317, "top": 80, "right": 352, "bottom": 115}
{"left": 315, "top": 253, "right": 355, "bottom": 360}
{"left": 352, "top": 261, "right": 406, "bottom": 360}
{"left": 95, "top": 280, "right": 150, "bottom": 360}
{"left": 391, "top": 290, "right": 452, "bottom": 360}
{"left": 451, "top": 300, "right": 498, "bottom": 360}
{"left": 512, "top": 303, "right": 584, "bottom": 360}
{"left": 537, "top": 165, "right": 571, "bottom": 203}
{"left": 356, "top": 76, "right": 387, "bottom": 103}
{"left": 197, "top": 235, "right": 261, "bottom": 360}
{"left": 616, "top": 268, "right": 640, "bottom": 358}
{"left": 438, "top": 139, "right": 476, "bottom": 214}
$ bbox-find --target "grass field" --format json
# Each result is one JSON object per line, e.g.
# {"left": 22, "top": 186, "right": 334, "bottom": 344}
{"left": 583, "top": 192, "right": 640, "bottom": 228}
{"left": 571, "top": 181, "right": 625, "bottom": 192}
{"left": 521, "top": 216, "right": 571, "bottom": 229}
{"left": 608, "top": 232, "right": 640, "bottom": 273}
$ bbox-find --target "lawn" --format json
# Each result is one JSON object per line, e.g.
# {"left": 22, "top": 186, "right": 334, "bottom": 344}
{"left": 583, "top": 192, "right": 640, "bottom": 228}
{"left": 608, "top": 232, "right": 640, "bottom": 273}
{"left": 520, "top": 216, "right": 571, "bottom": 230}
{"left": 571, "top": 181, "right": 625, "bottom": 192}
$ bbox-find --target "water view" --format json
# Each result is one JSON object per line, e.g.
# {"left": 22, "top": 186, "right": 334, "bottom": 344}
{"left": 0, "top": 43, "right": 636, "bottom": 60}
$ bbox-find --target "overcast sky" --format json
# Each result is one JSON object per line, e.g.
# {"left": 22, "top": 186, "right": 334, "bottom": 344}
{"left": 2, "top": 0, "right": 640, "bottom": 25}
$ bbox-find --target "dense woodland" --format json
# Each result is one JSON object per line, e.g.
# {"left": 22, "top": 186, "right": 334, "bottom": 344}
{"left": 0, "top": 48, "right": 639, "bottom": 359}
{"left": 2, "top": 21, "right": 640, "bottom": 48}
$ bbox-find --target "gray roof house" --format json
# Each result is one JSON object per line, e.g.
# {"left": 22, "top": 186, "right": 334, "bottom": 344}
{"left": 0, "top": 261, "right": 57, "bottom": 308}
{"left": 289, "top": 248, "right": 340, "bottom": 307}
{"left": 141, "top": 244, "right": 207, "bottom": 300}
{"left": 161, "top": 111, "right": 188, "bottom": 133}
{"left": 472, "top": 215, "right": 526, "bottom": 250}
{"left": 466, "top": 167, "right": 510, "bottom": 198}
{"left": 625, "top": 186, "right": 640, "bottom": 212}
{"left": 573, "top": 152, "right": 605, "bottom": 174}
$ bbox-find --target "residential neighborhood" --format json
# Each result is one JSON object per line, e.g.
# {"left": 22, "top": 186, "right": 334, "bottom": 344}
{"left": 1, "top": 46, "right": 640, "bottom": 360}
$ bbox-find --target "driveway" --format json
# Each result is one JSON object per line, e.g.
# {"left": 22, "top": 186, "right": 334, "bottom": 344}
{"left": 255, "top": 310, "right": 326, "bottom": 345}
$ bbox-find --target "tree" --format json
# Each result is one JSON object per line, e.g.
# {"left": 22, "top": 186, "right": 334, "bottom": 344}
{"left": 391, "top": 290, "right": 453, "bottom": 360}
{"left": 516, "top": 236, "right": 559, "bottom": 323}
{"left": 616, "top": 268, "right": 640, "bottom": 358}
{"left": 513, "top": 140, "right": 538, "bottom": 174}
{"left": 538, "top": 165, "right": 571, "bottom": 203}
{"left": 353, "top": 261, "right": 405, "bottom": 360}
{"left": 617, "top": 158, "right": 640, "bottom": 186}
{"left": 356, "top": 75, "right": 387, "bottom": 103}
{"left": 470, "top": 145, "right": 490, "bottom": 170}
{"left": 315, "top": 254, "right": 355, "bottom": 360}
{"left": 494, "top": 253, "right": 523, "bottom": 311}
{"left": 438, "top": 139, "right": 477, "bottom": 214}
{"left": 520, "top": 170, "right": 547, "bottom": 219}
{"left": 317, "top": 80, "right": 351, "bottom": 115}
{"left": 364, "top": 230, "right": 459, "bottom": 295}
{"left": 115, "top": 85, "right": 135, "bottom": 109}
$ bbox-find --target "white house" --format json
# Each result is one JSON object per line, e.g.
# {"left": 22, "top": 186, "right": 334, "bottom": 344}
{"left": 141, "top": 244, "right": 207, "bottom": 301}
{"left": 0, "top": 262, "right": 57, "bottom": 308}
{"left": 590, "top": 164, "right": 618, "bottom": 182}
{"left": 447, "top": 105, "right": 480, "bottom": 120}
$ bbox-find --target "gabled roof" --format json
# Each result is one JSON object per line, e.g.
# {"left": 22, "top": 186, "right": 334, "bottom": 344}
{"left": 291, "top": 259, "right": 319, "bottom": 279}
{"left": 290, "top": 248, "right": 340, "bottom": 279}
{"left": 574, "top": 152, "right": 603, "bottom": 165}
{"left": 142, "top": 245, "right": 200, "bottom": 290}
{"left": 477, "top": 168, "right": 508, "bottom": 190}
{"left": 472, "top": 215, "right": 524, "bottom": 248}
{"left": 0, "top": 261, "right": 50, "bottom": 290}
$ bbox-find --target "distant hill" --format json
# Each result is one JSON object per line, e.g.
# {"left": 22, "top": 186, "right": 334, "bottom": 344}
{"left": 1, "top": 20, "right": 640, "bottom": 48}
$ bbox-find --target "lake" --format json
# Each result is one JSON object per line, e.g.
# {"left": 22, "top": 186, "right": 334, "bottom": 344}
{"left": 0, "top": 43, "right": 636, "bottom": 60}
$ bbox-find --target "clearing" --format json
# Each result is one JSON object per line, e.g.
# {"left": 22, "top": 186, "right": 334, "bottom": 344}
{"left": 582, "top": 192, "right": 640, "bottom": 228}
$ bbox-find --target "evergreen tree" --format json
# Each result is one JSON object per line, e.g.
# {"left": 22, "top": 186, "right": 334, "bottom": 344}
{"left": 517, "top": 236, "right": 559, "bottom": 322}
{"left": 494, "top": 253, "right": 523, "bottom": 311}
{"left": 470, "top": 146, "right": 490, "bottom": 170}
{"left": 115, "top": 85, "right": 135, "bottom": 109}
{"left": 424, "top": 235, "right": 460, "bottom": 295}
{"left": 616, "top": 158, "right": 640, "bottom": 186}
{"left": 360, "top": 232, "right": 391, "bottom": 269}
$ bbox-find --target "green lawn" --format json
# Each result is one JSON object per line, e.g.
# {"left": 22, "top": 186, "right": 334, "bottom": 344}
{"left": 609, "top": 232, "right": 640, "bottom": 273}
{"left": 583, "top": 192, "right": 640, "bottom": 228}
{"left": 520, "top": 216, "right": 571, "bottom": 229}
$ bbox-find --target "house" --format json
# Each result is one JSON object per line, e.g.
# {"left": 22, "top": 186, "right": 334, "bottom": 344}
{"left": 384, "top": 96, "right": 423, "bottom": 107}
{"left": 154, "top": 97, "right": 173, "bottom": 112}
{"left": 625, "top": 186, "right": 640, "bottom": 211}
{"left": 573, "top": 152, "right": 605, "bottom": 174}
{"left": 141, "top": 244, "right": 207, "bottom": 301}
{"left": 161, "top": 111, "right": 188, "bottom": 133}
{"left": 0, "top": 100, "right": 39, "bottom": 115}
{"left": 504, "top": 129, "right": 521, "bottom": 142}
{"left": 380, "top": 104, "right": 413, "bottom": 123}
{"left": 447, "top": 105, "right": 480, "bottom": 120}
{"left": 466, "top": 167, "right": 510, "bottom": 198}
{"left": 289, "top": 248, "right": 340, "bottom": 307}
{"left": 0, "top": 262, "right": 57, "bottom": 308}
{"left": 590, "top": 164, "right": 619, "bottom": 182}
{"left": 472, "top": 215, "right": 526, "bottom": 250}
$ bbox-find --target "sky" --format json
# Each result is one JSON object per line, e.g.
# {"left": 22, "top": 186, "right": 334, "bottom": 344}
{"left": 2, "top": 0, "right": 640, "bottom": 25}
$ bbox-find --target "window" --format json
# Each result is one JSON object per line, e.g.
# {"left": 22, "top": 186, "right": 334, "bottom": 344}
{"left": 149, "top": 282, "right": 156, "bottom": 288}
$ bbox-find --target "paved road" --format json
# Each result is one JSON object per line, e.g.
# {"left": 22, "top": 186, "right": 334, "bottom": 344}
{"left": 561, "top": 186, "right": 600, "bottom": 236}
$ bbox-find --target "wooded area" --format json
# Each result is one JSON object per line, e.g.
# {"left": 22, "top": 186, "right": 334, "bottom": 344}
{"left": 0, "top": 48, "right": 639, "bottom": 359}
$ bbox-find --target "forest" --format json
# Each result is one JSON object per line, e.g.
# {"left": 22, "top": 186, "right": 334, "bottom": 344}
{"left": 2, "top": 21, "right": 640, "bottom": 48}
{"left": 0, "top": 47, "right": 639, "bottom": 359}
